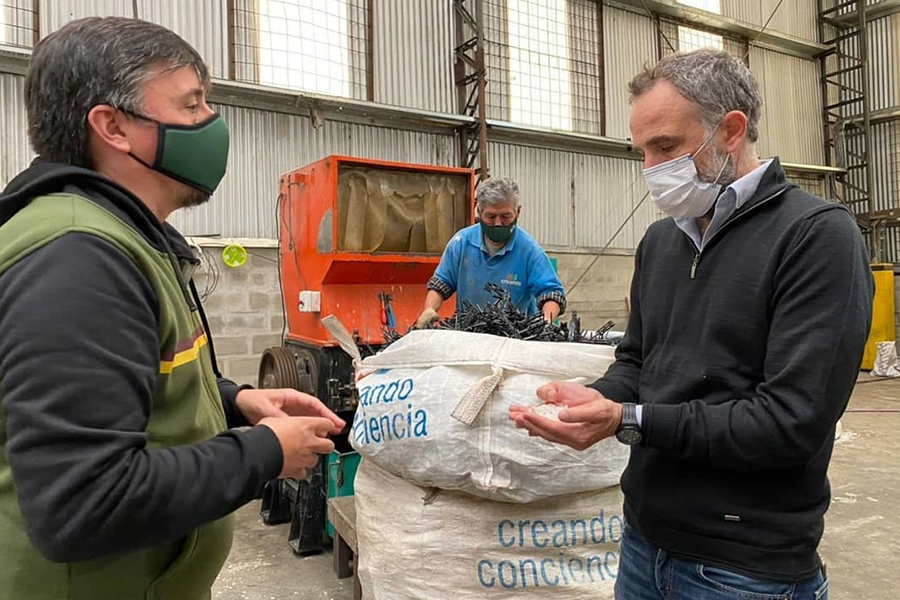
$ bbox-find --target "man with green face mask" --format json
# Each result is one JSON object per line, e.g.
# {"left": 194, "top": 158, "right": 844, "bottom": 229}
{"left": 416, "top": 177, "right": 566, "bottom": 328}
{"left": 0, "top": 18, "right": 345, "bottom": 600}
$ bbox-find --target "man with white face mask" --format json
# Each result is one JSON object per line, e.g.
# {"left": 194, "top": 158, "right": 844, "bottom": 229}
{"left": 510, "top": 49, "right": 873, "bottom": 599}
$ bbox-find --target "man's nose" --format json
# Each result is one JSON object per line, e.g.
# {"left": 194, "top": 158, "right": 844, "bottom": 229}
{"left": 643, "top": 154, "right": 663, "bottom": 170}
{"left": 199, "top": 100, "right": 215, "bottom": 120}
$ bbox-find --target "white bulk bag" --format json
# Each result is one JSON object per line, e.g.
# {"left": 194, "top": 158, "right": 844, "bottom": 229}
{"left": 872, "top": 340, "right": 900, "bottom": 377}
{"left": 355, "top": 460, "right": 624, "bottom": 600}
{"left": 350, "top": 329, "right": 629, "bottom": 503}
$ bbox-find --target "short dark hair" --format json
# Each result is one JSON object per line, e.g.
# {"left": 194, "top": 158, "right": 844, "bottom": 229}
{"left": 628, "top": 49, "right": 762, "bottom": 143}
{"left": 24, "top": 17, "right": 210, "bottom": 168}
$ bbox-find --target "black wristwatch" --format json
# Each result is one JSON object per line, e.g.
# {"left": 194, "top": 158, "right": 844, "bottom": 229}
{"left": 615, "top": 403, "right": 642, "bottom": 445}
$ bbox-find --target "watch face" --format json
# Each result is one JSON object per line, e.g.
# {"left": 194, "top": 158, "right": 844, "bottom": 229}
{"left": 616, "top": 427, "right": 642, "bottom": 446}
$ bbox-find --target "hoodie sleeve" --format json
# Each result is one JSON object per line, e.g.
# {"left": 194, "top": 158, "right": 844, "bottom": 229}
{"left": 217, "top": 378, "right": 253, "bottom": 428}
{"left": 0, "top": 232, "right": 283, "bottom": 563}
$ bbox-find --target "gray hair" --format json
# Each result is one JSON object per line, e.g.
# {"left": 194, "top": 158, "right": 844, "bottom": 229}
{"left": 24, "top": 17, "right": 210, "bottom": 168}
{"left": 628, "top": 49, "right": 762, "bottom": 142}
{"left": 476, "top": 177, "right": 520, "bottom": 209}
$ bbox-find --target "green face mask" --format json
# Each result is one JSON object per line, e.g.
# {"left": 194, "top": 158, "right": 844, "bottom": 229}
{"left": 481, "top": 220, "right": 517, "bottom": 244}
{"left": 126, "top": 111, "right": 230, "bottom": 196}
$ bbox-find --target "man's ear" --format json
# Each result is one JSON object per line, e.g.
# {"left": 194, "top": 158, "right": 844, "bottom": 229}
{"left": 86, "top": 105, "right": 133, "bottom": 154}
{"left": 721, "top": 110, "right": 748, "bottom": 154}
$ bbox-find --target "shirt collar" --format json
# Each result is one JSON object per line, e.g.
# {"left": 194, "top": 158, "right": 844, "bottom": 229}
{"left": 672, "top": 158, "right": 774, "bottom": 251}
{"left": 729, "top": 158, "right": 773, "bottom": 210}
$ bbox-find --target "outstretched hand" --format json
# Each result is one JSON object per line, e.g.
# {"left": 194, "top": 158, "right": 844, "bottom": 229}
{"left": 236, "top": 388, "right": 345, "bottom": 434}
{"left": 509, "top": 381, "right": 623, "bottom": 451}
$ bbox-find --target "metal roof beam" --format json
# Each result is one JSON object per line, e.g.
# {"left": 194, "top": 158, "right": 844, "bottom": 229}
{"left": 607, "top": 0, "right": 828, "bottom": 58}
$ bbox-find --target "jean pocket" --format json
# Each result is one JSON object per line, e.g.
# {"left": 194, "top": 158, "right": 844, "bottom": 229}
{"left": 814, "top": 578, "right": 828, "bottom": 600}
{"left": 696, "top": 564, "right": 794, "bottom": 600}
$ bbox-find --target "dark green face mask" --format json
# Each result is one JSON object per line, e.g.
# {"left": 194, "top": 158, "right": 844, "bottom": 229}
{"left": 481, "top": 220, "right": 517, "bottom": 244}
{"left": 126, "top": 111, "right": 230, "bottom": 196}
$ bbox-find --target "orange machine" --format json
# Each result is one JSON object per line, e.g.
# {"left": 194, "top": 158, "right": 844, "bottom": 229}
{"left": 259, "top": 155, "right": 475, "bottom": 410}
{"left": 256, "top": 156, "right": 475, "bottom": 554}
{"left": 279, "top": 155, "right": 475, "bottom": 347}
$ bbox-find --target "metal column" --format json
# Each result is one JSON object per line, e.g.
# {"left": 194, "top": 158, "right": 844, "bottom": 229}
{"left": 454, "top": 0, "right": 489, "bottom": 182}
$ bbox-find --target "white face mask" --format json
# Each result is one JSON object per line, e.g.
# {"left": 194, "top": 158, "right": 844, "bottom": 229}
{"left": 643, "top": 132, "right": 730, "bottom": 219}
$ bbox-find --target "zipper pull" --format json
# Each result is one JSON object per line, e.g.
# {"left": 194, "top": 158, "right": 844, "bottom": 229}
{"left": 690, "top": 254, "right": 699, "bottom": 279}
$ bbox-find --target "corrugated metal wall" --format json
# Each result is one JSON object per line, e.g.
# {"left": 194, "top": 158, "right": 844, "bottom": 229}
{"left": 573, "top": 152, "right": 661, "bottom": 249}
{"left": 4, "top": 0, "right": 884, "bottom": 252}
{"left": 488, "top": 141, "right": 659, "bottom": 250}
{"left": 871, "top": 120, "right": 899, "bottom": 213}
{"left": 373, "top": 0, "right": 455, "bottom": 114}
{"left": 877, "top": 117, "right": 900, "bottom": 263}
{"left": 489, "top": 142, "right": 576, "bottom": 247}
{"left": 38, "top": 0, "right": 229, "bottom": 79}
{"left": 721, "top": 0, "right": 819, "bottom": 42}
{"left": 750, "top": 45, "right": 825, "bottom": 165}
{"left": 869, "top": 14, "right": 898, "bottom": 112}
{"left": 0, "top": 73, "right": 31, "bottom": 185}
{"left": 167, "top": 103, "right": 457, "bottom": 238}
{"left": 603, "top": 5, "right": 656, "bottom": 140}
{"left": 38, "top": 0, "right": 132, "bottom": 29}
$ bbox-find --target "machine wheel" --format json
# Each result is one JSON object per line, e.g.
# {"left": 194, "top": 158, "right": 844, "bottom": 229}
{"left": 257, "top": 346, "right": 318, "bottom": 395}
{"left": 258, "top": 347, "right": 301, "bottom": 390}
{"left": 292, "top": 348, "right": 319, "bottom": 397}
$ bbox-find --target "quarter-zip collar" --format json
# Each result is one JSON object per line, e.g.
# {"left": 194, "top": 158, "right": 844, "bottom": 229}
{"left": 675, "top": 158, "right": 774, "bottom": 251}
{"left": 676, "top": 157, "right": 794, "bottom": 279}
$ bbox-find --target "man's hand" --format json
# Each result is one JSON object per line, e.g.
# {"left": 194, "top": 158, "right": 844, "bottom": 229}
{"left": 509, "top": 381, "right": 623, "bottom": 451}
{"left": 541, "top": 300, "right": 561, "bottom": 322}
{"left": 236, "top": 388, "right": 345, "bottom": 433}
{"left": 415, "top": 307, "right": 440, "bottom": 329}
{"left": 258, "top": 417, "right": 336, "bottom": 479}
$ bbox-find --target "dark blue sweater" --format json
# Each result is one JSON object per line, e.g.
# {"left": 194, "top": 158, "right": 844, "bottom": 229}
{"left": 591, "top": 158, "right": 873, "bottom": 581}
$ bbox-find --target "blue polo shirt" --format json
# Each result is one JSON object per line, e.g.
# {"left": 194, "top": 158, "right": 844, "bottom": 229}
{"left": 430, "top": 224, "right": 565, "bottom": 315}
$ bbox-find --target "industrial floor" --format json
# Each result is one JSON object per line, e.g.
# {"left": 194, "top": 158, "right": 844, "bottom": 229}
{"left": 213, "top": 375, "right": 900, "bottom": 600}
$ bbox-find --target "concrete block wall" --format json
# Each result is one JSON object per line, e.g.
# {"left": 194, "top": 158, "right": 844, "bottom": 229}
{"left": 194, "top": 246, "right": 638, "bottom": 385}
{"left": 194, "top": 247, "right": 285, "bottom": 386}
{"left": 549, "top": 252, "right": 635, "bottom": 333}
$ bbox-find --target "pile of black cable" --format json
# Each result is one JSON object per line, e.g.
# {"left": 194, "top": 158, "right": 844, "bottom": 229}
{"left": 382, "top": 283, "right": 615, "bottom": 348}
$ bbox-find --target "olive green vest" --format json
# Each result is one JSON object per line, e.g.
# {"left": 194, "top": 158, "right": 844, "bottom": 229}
{"left": 0, "top": 193, "right": 233, "bottom": 600}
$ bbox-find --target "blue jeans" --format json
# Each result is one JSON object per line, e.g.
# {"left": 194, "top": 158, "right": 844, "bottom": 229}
{"left": 615, "top": 525, "right": 829, "bottom": 600}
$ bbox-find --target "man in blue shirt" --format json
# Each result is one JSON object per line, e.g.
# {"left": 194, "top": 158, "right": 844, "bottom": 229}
{"left": 416, "top": 177, "right": 566, "bottom": 328}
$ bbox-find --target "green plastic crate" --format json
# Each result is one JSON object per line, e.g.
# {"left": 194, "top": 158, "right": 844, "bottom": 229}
{"left": 326, "top": 449, "right": 361, "bottom": 537}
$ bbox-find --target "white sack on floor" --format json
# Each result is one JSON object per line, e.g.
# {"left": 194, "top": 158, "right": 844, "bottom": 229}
{"left": 354, "top": 460, "right": 624, "bottom": 600}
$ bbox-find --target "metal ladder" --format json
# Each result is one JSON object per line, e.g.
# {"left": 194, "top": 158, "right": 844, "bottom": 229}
{"left": 817, "top": 0, "right": 880, "bottom": 258}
